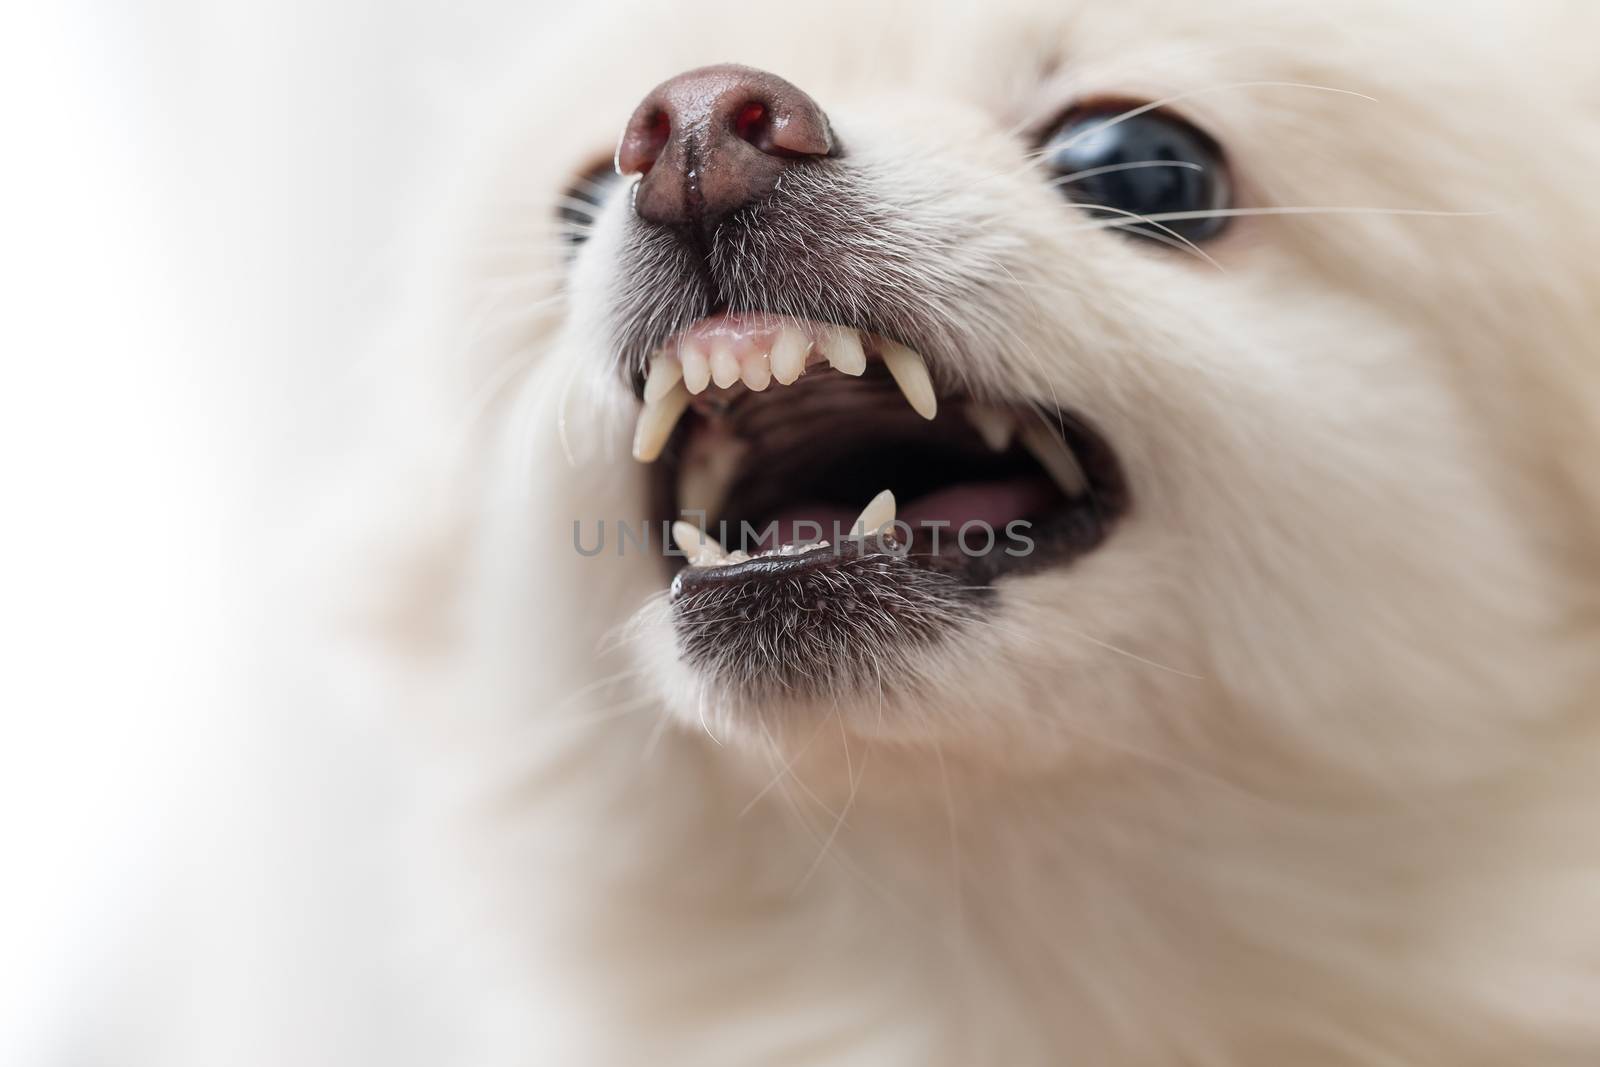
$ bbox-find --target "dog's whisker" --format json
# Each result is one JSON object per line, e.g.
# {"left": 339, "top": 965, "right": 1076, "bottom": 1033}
{"left": 1066, "top": 203, "right": 1226, "bottom": 271}
{"left": 1071, "top": 205, "right": 1503, "bottom": 232}
{"left": 793, "top": 705, "right": 868, "bottom": 894}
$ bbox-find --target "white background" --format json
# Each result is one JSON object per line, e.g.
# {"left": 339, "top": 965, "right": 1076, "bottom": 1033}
{"left": 0, "top": 2, "right": 560, "bottom": 1062}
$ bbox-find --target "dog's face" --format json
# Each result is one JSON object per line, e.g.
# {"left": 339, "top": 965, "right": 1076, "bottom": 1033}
{"left": 472, "top": 0, "right": 1597, "bottom": 780}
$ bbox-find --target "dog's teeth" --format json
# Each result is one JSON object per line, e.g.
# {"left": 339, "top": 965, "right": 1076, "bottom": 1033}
{"left": 740, "top": 353, "right": 772, "bottom": 391}
{"left": 819, "top": 326, "right": 867, "bottom": 376}
{"left": 965, "top": 404, "right": 1016, "bottom": 452}
{"left": 1020, "top": 420, "right": 1088, "bottom": 497}
{"left": 643, "top": 353, "right": 683, "bottom": 404}
{"left": 770, "top": 327, "right": 810, "bottom": 385}
{"left": 680, "top": 339, "right": 712, "bottom": 394}
{"left": 631, "top": 382, "right": 690, "bottom": 462}
{"left": 710, "top": 339, "right": 741, "bottom": 389}
{"left": 879, "top": 340, "right": 937, "bottom": 420}
{"left": 849, "top": 489, "right": 896, "bottom": 537}
{"left": 671, "top": 521, "right": 727, "bottom": 567}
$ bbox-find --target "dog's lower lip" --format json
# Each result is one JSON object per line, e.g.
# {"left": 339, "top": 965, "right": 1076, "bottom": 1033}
{"left": 670, "top": 539, "right": 862, "bottom": 596}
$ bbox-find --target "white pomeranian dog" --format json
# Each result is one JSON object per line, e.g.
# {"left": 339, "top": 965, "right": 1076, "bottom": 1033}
{"left": 357, "top": 0, "right": 1600, "bottom": 1062}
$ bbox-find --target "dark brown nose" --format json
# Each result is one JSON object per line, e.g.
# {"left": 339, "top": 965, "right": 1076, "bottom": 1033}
{"left": 616, "top": 64, "right": 834, "bottom": 231}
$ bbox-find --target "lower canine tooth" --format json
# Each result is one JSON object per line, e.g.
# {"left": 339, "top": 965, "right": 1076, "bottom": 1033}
{"left": 632, "top": 382, "right": 690, "bottom": 462}
{"left": 643, "top": 353, "right": 683, "bottom": 403}
{"left": 879, "top": 340, "right": 937, "bottom": 420}
{"left": 819, "top": 326, "right": 867, "bottom": 376}
{"left": 671, "top": 521, "right": 727, "bottom": 566}
{"left": 1020, "top": 420, "right": 1088, "bottom": 497}
{"left": 849, "top": 489, "right": 897, "bottom": 537}
{"left": 965, "top": 404, "right": 1016, "bottom": 452}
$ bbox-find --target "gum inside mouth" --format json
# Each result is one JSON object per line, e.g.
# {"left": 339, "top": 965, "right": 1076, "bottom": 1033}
{"left": 631, "top": 312, "right": 1127, "bottom": 592}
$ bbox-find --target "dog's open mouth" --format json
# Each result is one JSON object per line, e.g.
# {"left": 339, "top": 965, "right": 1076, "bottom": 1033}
{"left": 631, "top": 312, "right": 1127, "bottom": 607}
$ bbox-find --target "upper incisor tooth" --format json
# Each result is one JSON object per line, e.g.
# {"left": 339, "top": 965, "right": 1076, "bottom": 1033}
{"left": 879, "top": 340, "right": 938, "bottom": 420}
{"left": 709, "top": 340, "right": 741, "bottom": 389}
{"left": 679, "top": 340, "right": 712, "bottom": 394}
{"left": 671, "top": 520, "right": 727, "bottom": 566}
{"left": 740, "top": 353, "right": 772, "bottom": 391}
{"left": 632, "top": 381, "right": 690, "bottom": 462}
{"left": 643, "top": 353, "right": 683, "bottom": 403}
{"left": 820, "top": 326, "right": 867, "bottom": 376}
{"left": 965, "top": 403, "right": 1016, "bottom": 452}
{"left": 1019, "top": 420, "right": 1088, "bottom": 497}
{"left": 849, "top": 489, "right": 897, "bottom": 537}
{"left": 770, "top": 327, "right": 810, "bottom": 384}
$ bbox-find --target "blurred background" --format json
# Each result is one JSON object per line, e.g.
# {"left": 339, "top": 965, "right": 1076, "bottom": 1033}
{"left": 1, "top": 2, "right": 562, "bottom": 1062}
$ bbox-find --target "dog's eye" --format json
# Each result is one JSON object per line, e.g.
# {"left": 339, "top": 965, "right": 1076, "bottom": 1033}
{"left": 557, "top": 161, "right": 621, "bottom": 247}
{"left": 1041, "top": 106, "right": 1231, "bottom": 243}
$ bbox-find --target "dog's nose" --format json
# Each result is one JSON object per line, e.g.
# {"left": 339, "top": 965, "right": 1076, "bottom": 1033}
{"left": 616, "top": 64, "right": 833, "bottom": 230}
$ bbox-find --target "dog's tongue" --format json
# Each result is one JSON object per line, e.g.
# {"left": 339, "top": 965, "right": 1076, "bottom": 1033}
{"left": 759, "top": 476, "right": 1056, "bottom": 550}
{"left": 900, "top": 477, "right": 1057, "bottom": 531}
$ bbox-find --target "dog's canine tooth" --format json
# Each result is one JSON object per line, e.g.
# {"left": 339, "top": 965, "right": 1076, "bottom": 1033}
{"left": 819, "top": 326, "right": 867, "bottom": 376}
{"left": 679, "top": 339, "right": 712, "bottom": 394}
{"left": 770, "top": 327, "right": 811, "bottom": 384}
{"left": 710, "top": 339, "right": 741, "bottom": 389}
{"left": 965, "top": 403, "right": 1016, "bottom": 452}
{"left": 879, "top": 340, "right": 938, "bottom": 420}
{"left": 849, "top": 489, "right": 897, "bottom": 537}
{"left": 631, "top": 381, "right": 690, "bottom": 462}
{"left": 740, "top": 352, "right": 772, "bottom": 391}
{"left": 671, "top": 520, "right": 727, "bottom": 567}
{"left": 1020, "top": 419, "right": 1088, "bottom": 497}
{"left": 643, "top": 353, "right": 683, "bottom": 403}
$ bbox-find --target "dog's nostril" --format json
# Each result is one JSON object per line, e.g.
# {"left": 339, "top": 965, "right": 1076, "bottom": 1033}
{"left": 732, "top": 101, "right": 769, "bottom": 149}
{"left": 621, "top": 110, "right": 671, "bottom": 177}
{"left": 616, "top": 64, "right": 833, "bottom": 231}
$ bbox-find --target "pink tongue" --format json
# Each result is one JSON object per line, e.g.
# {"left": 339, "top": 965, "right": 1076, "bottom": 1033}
{"left": 755, "top": 477, "right": 1056, "bottom": 551}
{"left": 900, "top": 477, "right": 1057, "bottom": 531}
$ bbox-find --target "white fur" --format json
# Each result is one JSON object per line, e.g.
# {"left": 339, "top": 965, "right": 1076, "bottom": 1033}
{"left": 355, "top": 1, "right": 1600, "bottom": 1062}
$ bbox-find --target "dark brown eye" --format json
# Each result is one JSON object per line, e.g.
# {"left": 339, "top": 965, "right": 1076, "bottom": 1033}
{"left": 557, "top": 160, "right": 621, "bottom": 247}
{"left": 1041, "top": 105, "right": 1232, "bottom": 243}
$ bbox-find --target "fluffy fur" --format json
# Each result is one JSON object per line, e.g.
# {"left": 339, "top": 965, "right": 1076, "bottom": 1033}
{"left": 355, "top": 1, "right": 1600, "bottom": 1062}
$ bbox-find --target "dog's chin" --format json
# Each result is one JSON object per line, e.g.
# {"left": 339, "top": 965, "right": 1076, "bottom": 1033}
{"left": 628, "top": 574, "right": 970, "bottom": 750}
{"left": 632, "top": 560, "right": 1071, "bottom": 759}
